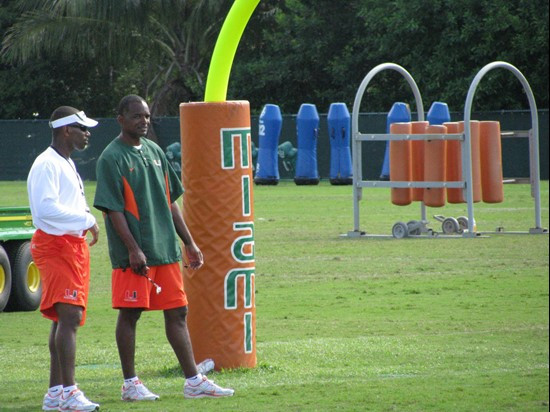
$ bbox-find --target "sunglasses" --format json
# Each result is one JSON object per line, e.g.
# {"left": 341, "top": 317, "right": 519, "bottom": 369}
{"left": 68, "top": 124, "right": 88, "bottom": 132}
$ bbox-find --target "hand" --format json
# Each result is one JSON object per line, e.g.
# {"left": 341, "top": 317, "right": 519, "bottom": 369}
{"left": 86, "top": 223, "right": 100, "bottom": 246}
{"left": 185, "top": 243, "right": 204, "bottom": 270}
{"left": 129, "top": 248, "right": 149, "bottom": 275}
{"left": 135, "top": 264, "right": 150, "bottom": 276}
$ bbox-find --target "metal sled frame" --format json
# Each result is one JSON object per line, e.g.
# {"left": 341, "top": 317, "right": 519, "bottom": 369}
{"left": 345, "top": 62, "right": 546, "bottom": 239}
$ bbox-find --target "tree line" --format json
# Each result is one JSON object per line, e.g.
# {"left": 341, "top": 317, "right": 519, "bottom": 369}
{"left": 1, "top": 0, "right": 548, "bottom": 120}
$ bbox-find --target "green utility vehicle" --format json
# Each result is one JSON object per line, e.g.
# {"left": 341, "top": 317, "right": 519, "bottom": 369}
{"left": 0, "top": 207, "right": 40, "bottom": 312}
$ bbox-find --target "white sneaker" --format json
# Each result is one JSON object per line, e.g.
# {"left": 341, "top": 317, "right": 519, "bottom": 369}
{"left": 121, "top": 379, "right": 159, "bottom": 401}
{"left": 184, "top": 376, "right": 234, "bottom": 399}
{"left": 197, "top": 358, "right": 215, "bottom": 375}
{"left": 58, "top": 389, "right": 99, "bottom": 411}
{"left": 42, "top": 391, "right": 61, "bottom": 410}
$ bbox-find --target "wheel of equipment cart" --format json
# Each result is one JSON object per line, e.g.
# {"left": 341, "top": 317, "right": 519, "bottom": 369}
{"left": 456, "top": 216, "right": 476, "bottom": 234}
{"left": 5, "top": 241, "right": 41, "bottom": 312}
{"left": 392, "top": 222, "right": 409, "bottom": 239}
{"left": 0, "top": 245, "right": 12, "bottom": 312}
{"left": 442, "top": 217, "right": 460, "bottom": 234}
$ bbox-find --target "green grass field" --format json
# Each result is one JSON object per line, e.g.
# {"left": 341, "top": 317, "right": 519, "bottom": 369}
{"left": 0, "top": 181, "right": 548, "bottom": 411}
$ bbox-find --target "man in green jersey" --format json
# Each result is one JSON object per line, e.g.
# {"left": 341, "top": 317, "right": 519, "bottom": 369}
{"left": 94, "top": 95, "right": 234, "bottom": 401}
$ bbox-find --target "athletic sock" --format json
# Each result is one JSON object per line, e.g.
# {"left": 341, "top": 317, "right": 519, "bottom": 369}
{"left": 186, "top": 373, "right": 203, "bottom": 385}
{"left": 63, "top": 385, "right": 77, "bottom": 397}
{"left": 48, "top": 385, "right": 63, "bottom": 396}
{"left": 124, "top": 376, "right": 139, "bottom": 385}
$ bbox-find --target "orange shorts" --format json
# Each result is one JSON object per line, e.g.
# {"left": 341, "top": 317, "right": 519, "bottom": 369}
{"left": 30, "top": 229, "right": 90, "bottom": 326}
{"left": 112, "top": 262, "right": 188, "bottom": 310}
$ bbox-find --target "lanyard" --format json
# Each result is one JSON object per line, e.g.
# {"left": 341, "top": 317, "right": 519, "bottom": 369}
{"left": 49, "top": 145, "right": 86, "bottom": 198}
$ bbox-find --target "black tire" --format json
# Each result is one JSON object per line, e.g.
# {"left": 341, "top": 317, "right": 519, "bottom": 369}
{"left": 5, "top": 241, "right": 41, "bottom": 312}
{"left": 0, "top": 245, "right": 12, "bottom": 312}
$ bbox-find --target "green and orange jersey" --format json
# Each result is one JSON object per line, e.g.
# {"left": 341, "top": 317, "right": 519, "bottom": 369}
{"left": 94, "top": 136, "right": 183, "bottom": 269}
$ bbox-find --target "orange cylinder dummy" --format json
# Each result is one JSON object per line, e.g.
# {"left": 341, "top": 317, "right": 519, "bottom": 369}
{"left": 180, "top": 101, "right": 256, "bottom": 369}
{"left": 444, "top": 122, "right": 464, "bottom": 203}
{"left": 389, "top": 122, "right": 412, "bottom": 205}
{"left": 423, "top": 124, "right": 447, "bottom": 207}
{"left": 479, "top": 121, "right": 504, "bottom": 203}
{"left": 458, "top": 121, "right": 482, "bottom": 203}
{"left": 410, "top": 121, "right": 428, "bottom": 201}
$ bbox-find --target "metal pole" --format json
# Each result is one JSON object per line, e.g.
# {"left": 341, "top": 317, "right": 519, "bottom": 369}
{"left": 464, "top": 61, "right": 542, "bottom": 233}
{"left": 350, "top": 63, "right": 424, "bottom": 235}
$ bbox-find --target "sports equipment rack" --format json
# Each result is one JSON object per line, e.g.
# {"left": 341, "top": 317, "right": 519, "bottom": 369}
{"left": 345, "top": 61, "right": 547, "bottom": 238}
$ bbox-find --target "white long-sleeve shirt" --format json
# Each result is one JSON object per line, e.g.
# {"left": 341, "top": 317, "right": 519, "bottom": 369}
{"left": 27, "top": 146, "right": 96, "bottom": 237}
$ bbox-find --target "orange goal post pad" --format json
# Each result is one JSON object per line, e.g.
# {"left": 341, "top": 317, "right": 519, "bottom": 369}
{"left": 180, "top": 101, "right": 256, "bottom": 369}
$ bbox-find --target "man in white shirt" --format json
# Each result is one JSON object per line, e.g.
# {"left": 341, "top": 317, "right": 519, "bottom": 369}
{"left": 27, "top": 106, "right": 100, "bottom": 412}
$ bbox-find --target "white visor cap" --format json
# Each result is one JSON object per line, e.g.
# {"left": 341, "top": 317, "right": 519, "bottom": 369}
{"left": 49, "top": 111, "right": 98, "bottom": 129}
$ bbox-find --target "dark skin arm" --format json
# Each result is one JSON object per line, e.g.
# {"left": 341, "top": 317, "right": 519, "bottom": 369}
{"left": 106, "top": 210, "right": 148, "bottom": 275}
{"left": 107, "top": 203, "right": 203, "bottom": 274}
{"left": 170, "top": 201, "right": 204, "bottom": 270}
{"left": 85, "top": 222, "right": 100, "bottom": 247}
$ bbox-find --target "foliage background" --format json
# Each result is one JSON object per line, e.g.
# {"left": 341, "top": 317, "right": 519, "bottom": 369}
{"left": 0, "top": 0, "right": 548, "bottom": 119}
